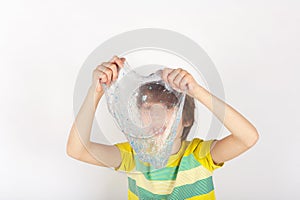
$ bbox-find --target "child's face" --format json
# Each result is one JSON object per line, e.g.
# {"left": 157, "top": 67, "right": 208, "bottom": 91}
{"left": 139, "top": 103, "right": 185, "bottom": 140}
{"left": 139, "top": 102, "right": 177, "bottom": 135}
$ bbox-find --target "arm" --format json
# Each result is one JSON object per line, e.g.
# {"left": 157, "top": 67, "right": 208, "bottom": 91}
{"left": 66, "top": 86, "right": 121, "bottom": 168}
{"left": 193, "top": 85, "right": 259, "bottom": 164}
{"left": 161, "top": 67, "right": 259, "bottom": 165}
{"left": 66, "top": 56, "right": 126, "bottom": 168}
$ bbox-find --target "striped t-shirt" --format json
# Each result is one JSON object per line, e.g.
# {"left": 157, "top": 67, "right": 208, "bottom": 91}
{"left": 114, "top": 138, "right": 224, "bottom": 199}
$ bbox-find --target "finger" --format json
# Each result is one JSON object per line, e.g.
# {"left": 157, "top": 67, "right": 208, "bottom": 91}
{"left": 103, "top": 64, "right": 113, "bottom": 84}
{"left": 97, "top": 63, "right": 113, "bottom": 84}
{"left": 114, "top": 57, "right": 126, "bottom": 69}
{"left": 120, "top": 57, "right": 126, "bottom": 63}
{"left": 162, "top": 68, "right": 173, "bottom": 84}
{"left": 109, "top": 55, "right": 119, "bottom": 63}
{"left": 179, "top": 74, "right": 190, "bottom": 91}
{"left": 167, "top": 68, "right": 181, "bottom": 88}
{"left": 98, "top": 71, "right": 107, "bottom": 83}
{"left": 96, "top": 64, "right": 109, "bottom": 82}
{"left": 94, "top": 68, "right": 107, "bottom": 83}
{"left": 173, "top": 69, "right": 187, "bottom": 88}
{"left": 110, "top": 55, "right": 125, "bottom": 65}
{"left": 103, "top": 62, "right": 118, "bottom": 81}
{"left": 109, "top": 55, "right": 126, "bottom": 71}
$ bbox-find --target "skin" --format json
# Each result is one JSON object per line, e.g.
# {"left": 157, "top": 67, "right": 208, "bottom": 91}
{"left": 66, "top": 55, "right": 259, "bottom": 168}
{"left": 140, "top": 102, "right": 186, "bottom": 155}
{"left": 161, "top": 67, "right": 259, "bottom": 164}
{"left": 139, "top": 102, "right": 184, "bottom": 150}
{"left": 169, "top": 117, "right": 186, "bottom": 155}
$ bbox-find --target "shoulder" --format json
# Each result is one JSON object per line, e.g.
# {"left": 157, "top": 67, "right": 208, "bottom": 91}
{"left": 184, "top": 138, "right": 206, "bottom": 152}
{"left": 113, "top": 141, "right": 136, "bottom": 172}
{"left": 187, "top": 138, "right": 224, "bottom": 172}
{"left": 114, "top": 141, "right": 133, "bottom": 153}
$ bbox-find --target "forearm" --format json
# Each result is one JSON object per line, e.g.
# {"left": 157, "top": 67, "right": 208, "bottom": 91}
{"left": 193, "top": 85, "right": 259, "bottom": 147}
{"left": 68, "top": 86, "right": 104, "bottom": 149}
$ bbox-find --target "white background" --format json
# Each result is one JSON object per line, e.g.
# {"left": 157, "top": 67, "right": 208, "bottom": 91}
{"left": 1, "top": 0, "right": 299, "bottom": 199}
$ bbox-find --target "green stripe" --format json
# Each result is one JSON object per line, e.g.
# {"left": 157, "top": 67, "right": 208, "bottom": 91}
{"left": 128, "top": 176, "right": 214, "bottom": 199}
{"left": 178, "top": 153, "right": 201, "bottom": 171}
{"left": 134, "top": 153, "right": 202, "bottom": 181}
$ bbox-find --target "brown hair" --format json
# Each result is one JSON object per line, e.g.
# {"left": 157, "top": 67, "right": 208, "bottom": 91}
{"left": 136, "top": 81, "right": 195, "bottom": 141}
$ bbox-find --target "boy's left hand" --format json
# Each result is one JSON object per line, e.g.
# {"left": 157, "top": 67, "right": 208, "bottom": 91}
{"left": 161, "top": 68, "right": 200, "bottom": 98}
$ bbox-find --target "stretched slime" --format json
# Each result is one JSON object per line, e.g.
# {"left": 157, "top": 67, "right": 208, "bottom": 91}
{"left": 101, "top": 61, "right": 187, "bottom": 170}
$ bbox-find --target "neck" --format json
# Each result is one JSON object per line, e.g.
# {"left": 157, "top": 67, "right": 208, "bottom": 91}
{"left": 171, "top": 137, "right": 182, "bottom": 155}
{"left": 170, "top": 121, "right": 185, "bottom": 155}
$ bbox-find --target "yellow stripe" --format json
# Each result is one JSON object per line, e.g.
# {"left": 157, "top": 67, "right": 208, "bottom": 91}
{"left": 127, "top": 187, "right": 216, "bottom": 200}
{"left": 127, "top": 165, "right": 213, "bottom": 195}
{"left": 128, "top": 189, "right": 139, "bottom": 200}
{"left": 186, "top": 190, "right": 216, "bottom": 200}
{"left": 128, "top": 188, "right": 216, "bottom": 200}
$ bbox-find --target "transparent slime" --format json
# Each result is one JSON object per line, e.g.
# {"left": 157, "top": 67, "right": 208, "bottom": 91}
{"left": 101, "top": 61, "right": 187, "bottom": 170}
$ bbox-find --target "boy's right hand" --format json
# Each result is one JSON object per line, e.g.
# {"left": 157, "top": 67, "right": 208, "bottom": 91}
{"left": 91, "top": 55, "right": 126, "bottom": 93}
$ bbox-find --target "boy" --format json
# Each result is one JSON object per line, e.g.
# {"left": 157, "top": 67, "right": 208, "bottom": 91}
{"left": 66, "top": 55, "right": 259, "bottom": 199}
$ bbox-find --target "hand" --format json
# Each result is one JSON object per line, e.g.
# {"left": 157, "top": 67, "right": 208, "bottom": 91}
{"left": 161, "top": 68, "right": 199, "bottom": 98}
{"left": 91, "top": 55, "right": 126, "bottom": 93}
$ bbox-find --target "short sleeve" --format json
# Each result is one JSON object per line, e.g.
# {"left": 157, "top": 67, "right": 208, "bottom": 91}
{"left": 113, "top": 142, "right": 135, "bottom": 172}
{"left": 192, "top": 138, "right": 224, "bottom": 172}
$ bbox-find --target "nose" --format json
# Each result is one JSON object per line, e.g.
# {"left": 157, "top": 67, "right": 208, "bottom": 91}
{"left": 150, "top": 103, "right": 167, "bottom": 125}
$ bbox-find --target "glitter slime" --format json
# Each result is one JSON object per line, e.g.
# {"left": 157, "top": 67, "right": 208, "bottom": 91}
{"left": 101, "top": 61, "right": 187, "bottom": 170}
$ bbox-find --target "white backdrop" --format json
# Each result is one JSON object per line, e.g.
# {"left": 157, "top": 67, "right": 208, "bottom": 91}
{"left": 1, "top": 0, "right": 299, "bottom": 199}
